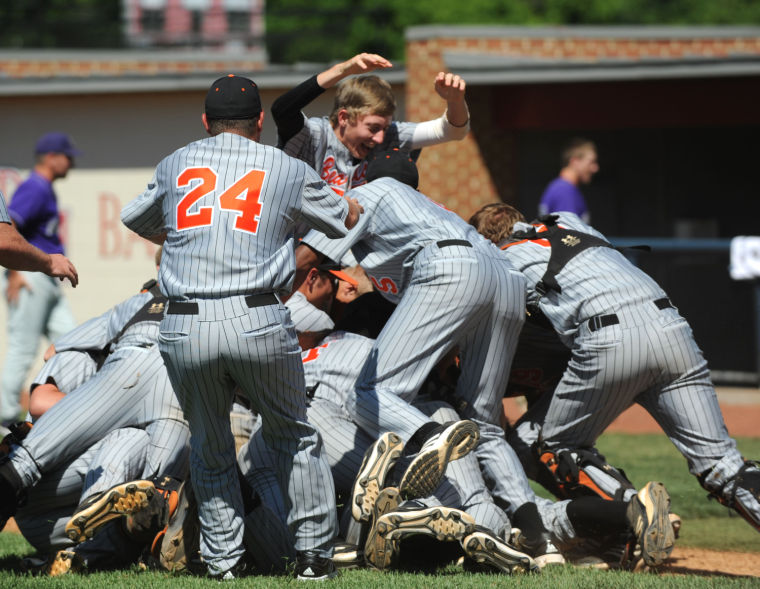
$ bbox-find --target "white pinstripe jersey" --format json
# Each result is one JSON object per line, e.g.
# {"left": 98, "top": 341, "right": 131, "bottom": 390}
{"left": 303, "top": 177, "right": 497, "bottom": 304}
{"left": 121, "top": 132, "right": 349, "bottom": 299}
{"left": 301, "top": 331, "right": 373, "bottom": 405}
{"left": 281, "top": 116, "right": 419, "bottom": 196}
{"left": 0, "top": 191, "right": 10, "bottom": 224}
{"left": 501, "top": 212, "right": 667, "bottom": 345}
{"left": 53, "top": 290, "right": 161, "bottom": 352}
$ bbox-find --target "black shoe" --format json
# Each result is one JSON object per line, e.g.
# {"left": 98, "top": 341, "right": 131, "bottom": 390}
{"left": 294, "top": 550, "right": 339, "bottom": 580}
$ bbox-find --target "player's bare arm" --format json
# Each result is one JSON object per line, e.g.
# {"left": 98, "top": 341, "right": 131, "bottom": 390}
{"left": 143, "top": 231, "right": 168, "bottom": 246}
{"left": 316, "top": 53, "right": 393, "bottom": 89}
{"left": 434, "top": 72, "right": 469, "bottom": 127}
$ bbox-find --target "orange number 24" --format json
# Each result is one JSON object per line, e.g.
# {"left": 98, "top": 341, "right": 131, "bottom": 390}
{"left": 176, "top": 167, "right": 266, "bottom": 233}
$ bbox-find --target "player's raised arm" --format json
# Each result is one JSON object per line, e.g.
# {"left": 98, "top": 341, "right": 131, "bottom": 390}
{"left": 434, "top": 71, "right": 469, "bottom": 128}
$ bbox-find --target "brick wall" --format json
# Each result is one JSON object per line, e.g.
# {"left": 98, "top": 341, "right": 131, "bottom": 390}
{"left": 405, "top": 28, "right": 760, "bottom": 217}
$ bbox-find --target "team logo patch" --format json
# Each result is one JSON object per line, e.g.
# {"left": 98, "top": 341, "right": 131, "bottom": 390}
{"left": 148, "top": 302, "right": 165, "bottom": 314}
{"left": 561, "top": 235, "right": 581, "bottom": 247}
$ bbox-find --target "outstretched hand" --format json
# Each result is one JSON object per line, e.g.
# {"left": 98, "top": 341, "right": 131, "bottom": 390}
{"left": 340, "top": 53, "right": 393, "bottom": 77}
{"left": 434, "top": 72, "right": 466, "bottom": 104}
{"left": 48, "top": 254, "right": 79, "bottom": 287}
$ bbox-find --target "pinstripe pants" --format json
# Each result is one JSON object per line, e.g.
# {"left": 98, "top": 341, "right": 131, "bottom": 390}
{"left": 14, "top": 427, "right": 150, "bottom": 552}
{"left": 11, "top": 346, "right": 190, "bottom": 488}
{"left": 512, "top": 304, "right": 746, "bottom": 496}
{"left": 159, "top": 296, "right": 336, "bottom": 574}
{"left": 347, "top": 246, "right": 537, "bottom": 517}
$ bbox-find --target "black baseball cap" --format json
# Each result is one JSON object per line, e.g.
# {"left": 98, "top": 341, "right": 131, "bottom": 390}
{"left": 365, "top": 147, "right": 419, "bottom": 189}
{"left": 205, "top": 74, "right": 262, "bottom": 120}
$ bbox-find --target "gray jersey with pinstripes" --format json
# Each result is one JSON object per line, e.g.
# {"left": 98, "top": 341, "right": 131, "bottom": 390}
{"left": 9, "top": 290, "right": 190, "bottom": 489}
{"left": 121, "top": 132, "right": 348, "bottom": 299}
{"left": 303, "top": 176, "right": 495, "bottom": 304}
{"left": 121, "top": 130, "right": 348, "bottom": 574}
{"left": 304, "top": 178, "right": 536, "bottom": 516}
{"left": 281, "top": 116, "right": 420, "bottom": 195}
{"left": 0, "top": 191, "right": 10, "bottom": 224}
{"left": 31, "top": 350, "right": 97, "bottom": 398}
{"left": 503, "top": 212, "right": 754, "bottom": 522}
{"left": 503, "top": 213, "right": 667, "bottom": 346}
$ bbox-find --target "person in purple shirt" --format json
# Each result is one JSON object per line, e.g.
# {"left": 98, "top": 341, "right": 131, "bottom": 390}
{"left": 1, "top": 132, "right": 82, "bottom": 427}
{"left": 538, "top": 138, "right": 599, "bottom": 223}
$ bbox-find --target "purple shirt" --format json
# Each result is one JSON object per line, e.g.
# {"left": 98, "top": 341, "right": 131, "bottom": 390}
{"left": 538, "top": 177, "right": 589, "bottom": 221}
{"left": 7, "top": 171, "right": 64, "bottom": 254}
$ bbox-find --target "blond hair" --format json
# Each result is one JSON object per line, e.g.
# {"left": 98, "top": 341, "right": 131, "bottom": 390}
{"left": 468, "top": 203, "right": 525, "bottom": 244}
{"left": 329, "top": 75, "right": 396, "bottom": 127}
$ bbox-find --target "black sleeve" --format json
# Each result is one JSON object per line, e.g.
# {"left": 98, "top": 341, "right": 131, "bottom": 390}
{"left": 271, "top": 74, "right": 326, "bottom": 146}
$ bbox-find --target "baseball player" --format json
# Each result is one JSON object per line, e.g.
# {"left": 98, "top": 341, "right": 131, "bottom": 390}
{"left": 120, "top": 74, "right": 362, "bottom": 580}
{"left": 297, "top": 149, "right": 570, "bottom": 564}
{"left": 469, "top": 203, "right": 760, "bottom": 535}
{"left": 0, "top": 277, "right": 191, "bottom": 538}
{"left": 272, "top": 52, "right": 470, "bottom": 197}
{"left": 0, "top": 191, "right": 78, "bottom": 283}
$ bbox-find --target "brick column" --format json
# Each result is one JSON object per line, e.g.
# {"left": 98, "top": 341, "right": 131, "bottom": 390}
{"left": 405, "top": 39, "right": 501, "bottom": 218}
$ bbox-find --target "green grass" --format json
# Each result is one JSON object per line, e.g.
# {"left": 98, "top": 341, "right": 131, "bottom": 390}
{"left": 1, "top": 432, "right": 758, "bottom": 587}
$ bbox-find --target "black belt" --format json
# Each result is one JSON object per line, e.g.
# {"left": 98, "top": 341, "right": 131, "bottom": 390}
{"left": 437, "top": 239, "right": 472, "bottom": 248}
{"left": 587, "top": 298, "right": 675, "bottom": 332}
{"left": 167, "top": 293, "right": 278, "bottom": 315}
{"left": 654, "top": 297, "right": 674, "bottom": 310}
{"left": 587, "top": 314, "right": 619, "bottom": 332}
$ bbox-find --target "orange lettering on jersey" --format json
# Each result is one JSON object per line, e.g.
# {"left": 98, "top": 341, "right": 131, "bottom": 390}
{"left": 176, "top": 167, "right": 217, "bottom": 231}
{"left": 321, "top": 157, "right": 348, "bottom": 194}
{"left": 218, "top": 169, "right": 266, "bottom": 234}
{"left": 175, "top": 167, "right": 266, "bottom": 234}
{"left": 350, "top": 161, "right": 369, "bottom": 188}
{"left": 302, "top": 342, "right": 329, "bottom": 363}
{"left": 370, "top": 276, "right": 398, "bottom": 295}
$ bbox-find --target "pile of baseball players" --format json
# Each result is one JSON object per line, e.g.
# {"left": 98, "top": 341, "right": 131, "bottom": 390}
{"left": 0, "top": 52, "right": 758, "bottom": 581}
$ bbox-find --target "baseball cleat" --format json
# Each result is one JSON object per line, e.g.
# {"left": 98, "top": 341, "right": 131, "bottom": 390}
{"left": 47, "top": 549, "right": 83, "bottom": 577}
{"left": 399, "top": 420, "right": 479, "bottom": 500}
{"left": 332, "top": 542, "right": 363, "bottom": 569}
{"left": 371, "top": 502, "right": 476, "bottom": 570}
{"left": 510, "top": 528, "right": 566, "bottom": 568}
{"left": 158, "top": 481, "right": 201, "bottom": 573}
{"left": 363, "top": 486, "right": 401, "bottom": 569}
{"left": 351, "top": 432, "right": 404, "bottom": 522}
{"left": 461, "top": 528, "right": 539, "bottom": 574}
{"left": 669, "top": 512, "right": 682, "bottom": 539}
{"left": 294, "top": 550, "right": 339, "bottom": 580}
{"left": 626, "top": 481, "right": 675, "bottom": 568}
{"left": 65, "top": 480, "right": 155, "bottom": 543}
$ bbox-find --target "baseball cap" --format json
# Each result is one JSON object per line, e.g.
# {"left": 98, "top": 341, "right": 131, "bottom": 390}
{"left": 365, "top": 147, "right": 419, "bottom": 189}
{"left": 205, "top": 74, "right": 262, "bottom": 120}
{"left": 317, "top": 262, "right": 359, "bottom": 288}
{"left": 35, "top": 132, "right": 82, "bottom": 157}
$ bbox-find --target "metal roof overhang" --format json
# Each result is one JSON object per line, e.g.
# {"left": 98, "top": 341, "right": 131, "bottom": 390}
{"left": 442, "top": 52, "right": 760, "bottom": 85}
{"left": 0, "top": 64, "right": 407, "bottom": 97}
